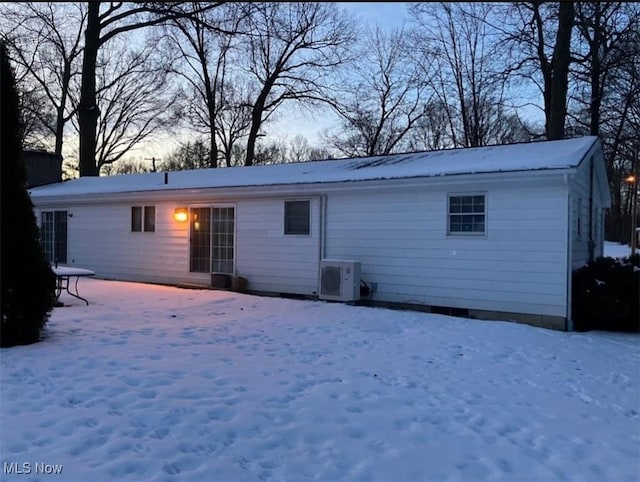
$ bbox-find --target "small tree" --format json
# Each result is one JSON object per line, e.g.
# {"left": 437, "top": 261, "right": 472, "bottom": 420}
{"left": 1, "top": 43, "right": 56, "bottom": 347}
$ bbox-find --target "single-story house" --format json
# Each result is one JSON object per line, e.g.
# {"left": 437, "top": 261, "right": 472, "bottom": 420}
{"left": 29, "top": 136, "right": 610, "bottom": 331}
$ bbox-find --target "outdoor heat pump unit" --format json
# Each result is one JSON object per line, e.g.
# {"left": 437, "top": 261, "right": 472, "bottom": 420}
{"left": 319, "top": 259, "right": 361, "bottom": 302}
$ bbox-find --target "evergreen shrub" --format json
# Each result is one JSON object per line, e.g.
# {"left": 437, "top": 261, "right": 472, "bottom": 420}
{"left": 1, "top": 42, "right": 56, "bottom": 347}
{"left": 572, "top": 254, "right": 640, "bottom": 332}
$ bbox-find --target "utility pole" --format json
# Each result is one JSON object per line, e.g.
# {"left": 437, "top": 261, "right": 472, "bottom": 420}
{"left": 145, "top": 157, "right": 160, "bottom": 173}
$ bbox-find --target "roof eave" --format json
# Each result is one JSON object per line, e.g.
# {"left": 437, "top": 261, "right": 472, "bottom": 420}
{"left": 30, "top": 167, "right": 577, "bottom": 207}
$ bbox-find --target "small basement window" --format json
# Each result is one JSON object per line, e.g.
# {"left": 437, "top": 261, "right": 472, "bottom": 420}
{"left": 448, "top": 194, "right": 486, "bottom": 235}
{"left": 131, "top": 206, "right": 155, "bottom": 232}
{"left": 284, "top": 200, "right": 310, "bottom": 235}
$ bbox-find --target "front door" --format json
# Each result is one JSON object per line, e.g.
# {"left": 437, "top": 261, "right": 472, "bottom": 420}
{"left": 189, "top": 205, "right": 235, "bottom": 274}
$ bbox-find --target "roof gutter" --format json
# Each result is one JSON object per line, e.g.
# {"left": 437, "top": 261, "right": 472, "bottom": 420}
{"left": 30, "top": 168, "right": 578, "bottom": 207}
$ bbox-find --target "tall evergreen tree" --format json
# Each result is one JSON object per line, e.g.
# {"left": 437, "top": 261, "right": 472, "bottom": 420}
{"left": 1, "top": 42, "right": 56, "bottom": 347}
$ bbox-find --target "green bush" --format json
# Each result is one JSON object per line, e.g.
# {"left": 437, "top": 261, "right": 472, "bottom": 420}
{"left": 572, "top": 254, "right": 640, "bottom": 332}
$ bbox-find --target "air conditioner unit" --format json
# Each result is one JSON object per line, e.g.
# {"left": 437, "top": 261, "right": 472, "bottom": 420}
{"left": 319, "top": 259, "right": 361, "bottom": 302}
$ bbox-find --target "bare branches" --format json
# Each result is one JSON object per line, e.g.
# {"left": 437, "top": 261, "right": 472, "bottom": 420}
{"left": 323, "top": 25, "right": 429, "bottom": 157}
{"left": 240, "top": 2, "right": 357, "bottom": 165}
{"left": 78, "top": 1, "right": 229, "bottom": 176}
{"left": 1, "top": 2, "right": 86, "bottom": 154}
{"left": 409, "top": 2, "right": 530, "bottom": 149}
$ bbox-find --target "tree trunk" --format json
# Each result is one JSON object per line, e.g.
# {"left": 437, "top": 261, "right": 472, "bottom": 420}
{"left": 244, "top": 109, "right": 261, "bottom": 167}
{"left": 54, "top": 105, "right": 65, "bottom": 156}
{"left": 206, "top": 92, "right": 218, "bottom": 168}
{"left": 54, "top": 60, "right": 71, "bottom": 156}
{"left": 547, "top": 1, "right": 574, "bottom": 140}
{"left": 78, "top": 2, "right": 100, "bottom": 177}
{"left": 589, "top": 4, "right": 602, "bottom": 136}
{"left": 531, "top": 3, "right": 552, "bottom": 136}
{"left": 209, "top": 126, "right": 218, "bottom": 168}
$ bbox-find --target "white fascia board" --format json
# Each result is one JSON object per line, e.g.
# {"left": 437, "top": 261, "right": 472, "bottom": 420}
{"left": 30, "top": 167, "right": 577, "bottom": 207}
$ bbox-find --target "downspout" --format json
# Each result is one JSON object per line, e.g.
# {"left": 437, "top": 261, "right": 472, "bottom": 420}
{"left": 317, "top": 194, "right": 327, "bottom": 295}
{"left": 321, "top": 194, "right": 327, "bottom": 259}
{"left": 564, "top": 173, "right": 573, "bottom": 331}
{"left": 588, "top": 156, "right": 595, "bottom": 262}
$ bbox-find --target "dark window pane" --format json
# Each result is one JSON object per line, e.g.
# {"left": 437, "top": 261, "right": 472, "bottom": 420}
{"left": 131, "top": 206, "right": 142, "bottom": 232}
{"left": 449, "top": 197, "right": 461, "bottom": 214}
{"left": 144, "top": 206, "right": 155, "bottom": 232}
{"left": 54, "top": 211, "right": 67, "bottom": 263}
{"left": 41, "top": 212, "right": 54, "bottom": 263}
{"left": 285, "top": 201, "right": 310, "bottom": 235}
{"left": 448, "top": 194, "right": 486, "bottom": 234}
{"left": 190, "top": 208, "right": 211, "bottom": 272}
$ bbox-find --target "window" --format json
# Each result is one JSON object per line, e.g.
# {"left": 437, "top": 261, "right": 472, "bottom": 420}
{"left": 284, "top": 200, "right": 310, "bottom": 235}
{"left": 131, "top": 206, "right": 155, "bottom": 232}
{"left": 144, "top": 206, "right": 155, "bottom": 232}
{"left": 131, "top": 207, "right": 142, "bottom": 232}
{"left": 41, "top": 210, "right": 67, "bottom": 264}
{"left": 190, "top": 207, "right": 211, "bottom": 273}
{"left": 448, "top": 194, "right": 486, "bottom": 234}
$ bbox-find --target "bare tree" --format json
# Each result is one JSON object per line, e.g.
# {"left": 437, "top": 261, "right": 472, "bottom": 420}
{"left": 240, "top": 2, "right": 356, "bottom": 166}
{"left": 1, "top": 2, "right": 86, "bottom": 155}
{"left": 498, "top": 2, "right": 575, "bottom": 140}
{"left": 85, "top": 36, "right": 174, "bottom": 173}
{"left": 287, "top": 134, "right": 312, "bottom": 162}
{"left": 215, "top": 78, "right": 253, "bottom": 167}
{"left": 324, "top": 26, "right": 430, "bottom": 157}
{"left": 571, "top": 2, "right": 639, "bottom": 135}
{"left": 411, "top": 2, "right": 520, "bottom": 148}
{"left": 160, "top": 139, "right": 211, "bottom": 171}
{"left": 101, "top": 158, "right": 152, "bottom": 175}
{"left": 78, "top": 2, "right": 225, "bottom": 176}
{"left": 166, "top": 3, "right": 245, "bottom": 168}
{"left": 565, "top": 2, "right": 640, "bottom": 241}
{"left": 15, "top": 84, "right": 55, "bottom": 149}
{"left": 547, "top": 1, "right": 574, "bottom": 140}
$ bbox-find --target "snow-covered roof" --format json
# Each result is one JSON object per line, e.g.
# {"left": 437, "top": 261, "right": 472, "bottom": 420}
{"left": 29, "top": 136, "right": 598, "bottom": 198}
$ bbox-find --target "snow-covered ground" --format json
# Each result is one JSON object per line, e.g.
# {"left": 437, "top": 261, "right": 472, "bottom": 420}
{"left": 1, "top": 279, "right": 639, "bottom": 482}
{"left": 604, "top": 241, "right": 632, "bottom": 259}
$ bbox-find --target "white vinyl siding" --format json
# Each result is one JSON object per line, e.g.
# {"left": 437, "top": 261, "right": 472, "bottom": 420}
{"left": 42, "top": 198, "right": 320, "bottom": 295}
{"left": 570, "top": 153, "right": 607, "bottom": 268}
{"left": 235, "top": 198, "right": 319, "bottom": 294}
{"left": 325, "top": 178, "right": 569, "bottom": 317}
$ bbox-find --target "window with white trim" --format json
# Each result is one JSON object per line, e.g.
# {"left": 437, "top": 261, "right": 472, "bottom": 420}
{"left": 448, "top": 194, "right": 486, "bottom": 234}
{"left": 131, "top": 206, "right": 155, "bottom": 232}
{"left": 284, "top": 200, "right": 310, "bottom": 235}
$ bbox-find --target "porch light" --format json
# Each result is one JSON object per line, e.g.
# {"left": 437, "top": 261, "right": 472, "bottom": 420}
{"left": 174, "top": 207, "right": 188, "bottom": 222}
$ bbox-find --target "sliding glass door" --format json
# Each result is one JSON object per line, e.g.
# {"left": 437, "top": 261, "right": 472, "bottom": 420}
{"left": 189, "top": 205, "right": 235, "bottom": 274}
